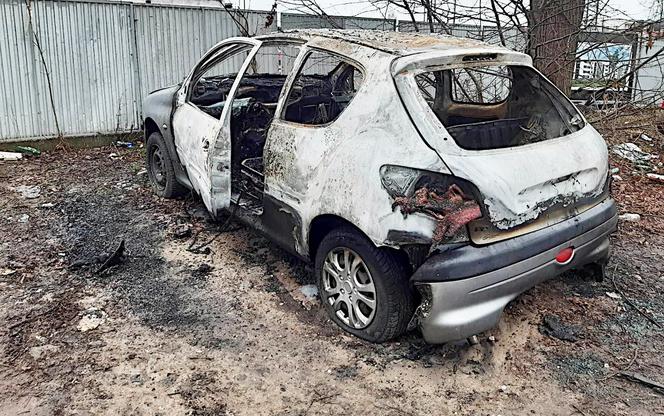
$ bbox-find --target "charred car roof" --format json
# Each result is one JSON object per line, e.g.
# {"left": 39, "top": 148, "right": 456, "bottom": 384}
{"left": 256, "top": 29, "right": 513, "bottom": 56}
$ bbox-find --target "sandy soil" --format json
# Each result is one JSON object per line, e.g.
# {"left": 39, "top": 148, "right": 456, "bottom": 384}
{"left": 1, "top": 117, "right": 663, "bottom": 415}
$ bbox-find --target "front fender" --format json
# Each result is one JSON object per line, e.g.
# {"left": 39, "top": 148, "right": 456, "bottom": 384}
{"left": 143, "top": 85, "right": 192, "bottom": 189}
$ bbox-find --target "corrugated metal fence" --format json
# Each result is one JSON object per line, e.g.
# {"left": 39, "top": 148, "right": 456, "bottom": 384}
{"left": 397, "top": 21, "right": 527, "bottom": 51}
{"left": 0, "top": 0, "right": 271, "bottom": 141}
{"left": 280, "top": 13, "right": 396, "bottom": 31}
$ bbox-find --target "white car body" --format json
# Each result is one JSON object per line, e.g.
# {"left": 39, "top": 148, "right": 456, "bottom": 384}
{"left": 143, "top": 30, "right": 616, "bottom": 343}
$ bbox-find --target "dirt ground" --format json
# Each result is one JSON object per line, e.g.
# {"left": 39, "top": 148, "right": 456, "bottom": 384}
{"left": 1, "top": 112, "right": 663, "bottom": 415}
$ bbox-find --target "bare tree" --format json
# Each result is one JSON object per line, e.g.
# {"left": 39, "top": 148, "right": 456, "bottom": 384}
{"left": 218, "top": 0, "right": 278, "bottom": 36}
{"left": 529, "top": 0, "right": 586, "bottom": 95}
{"left": 24, "top": 0, "right": 62, "bottom": 138}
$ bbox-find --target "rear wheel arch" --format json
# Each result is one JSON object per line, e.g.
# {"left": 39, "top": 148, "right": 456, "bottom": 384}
{"left": 307, "top": 214, "right": 410, "bottom": 271}
{"left": 308, "top": 215, "right": 365, "bottom": 260}
{"left": 314, "top": 224, "right": 416, "bottom": 342}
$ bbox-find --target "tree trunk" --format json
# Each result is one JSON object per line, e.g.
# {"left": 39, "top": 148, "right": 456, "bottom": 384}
{"left": 529, "top": 0, "right": 586, "bottom": 96}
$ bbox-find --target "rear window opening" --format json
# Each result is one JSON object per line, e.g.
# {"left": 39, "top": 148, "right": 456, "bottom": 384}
{"left": 415, "top": 65, "right": 585, "bottom": 150}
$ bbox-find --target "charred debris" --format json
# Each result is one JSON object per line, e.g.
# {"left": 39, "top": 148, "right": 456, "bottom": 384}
{"left": 392, "top": 184, "right": 482, "bottom": 248}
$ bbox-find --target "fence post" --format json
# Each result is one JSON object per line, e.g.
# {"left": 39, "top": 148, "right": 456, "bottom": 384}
{"left": 129, "top": 3, "right": 144, "bottom": 129}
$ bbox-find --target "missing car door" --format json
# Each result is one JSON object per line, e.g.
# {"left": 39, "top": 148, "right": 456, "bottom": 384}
{"left": 226, "top": 42, "right": 303, "bottom": 213}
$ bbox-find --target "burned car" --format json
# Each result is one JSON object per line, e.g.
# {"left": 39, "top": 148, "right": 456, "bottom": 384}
{"left": 143, "top": 30, "right": 617, "bottom": 344}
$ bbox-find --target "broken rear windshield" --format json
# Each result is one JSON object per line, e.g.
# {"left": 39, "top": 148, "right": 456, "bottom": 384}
{"left": 414, "top": 65, "right": 585, "bottom": 150}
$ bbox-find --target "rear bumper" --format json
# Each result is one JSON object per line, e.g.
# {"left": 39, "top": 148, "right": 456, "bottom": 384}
{"left": 412, "top": 198, "right": 618, "bottom": 344}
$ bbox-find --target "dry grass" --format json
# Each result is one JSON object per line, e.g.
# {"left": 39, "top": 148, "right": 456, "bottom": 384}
{"left": 591, "top": 107, "right": 664, "bottom": 236}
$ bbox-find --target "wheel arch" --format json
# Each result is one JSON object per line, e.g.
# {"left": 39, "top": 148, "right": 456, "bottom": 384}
{"left": 144, "top": 117, "right": 161, "bottom": 140}
{"left": 312, "top": 214, "right": 416, "bottom": 342}
{"left": 143, "top": 116, "right": 192, "bottom": 190}
{"left": 308, "top": 215, "right": 363, "bottom": 260}
{"left": 307, "top": 214, "right": 410, "bottom": 271}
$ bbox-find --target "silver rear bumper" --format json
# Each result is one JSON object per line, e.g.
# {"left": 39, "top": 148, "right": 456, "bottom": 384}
{"left": 414, "top": 200, "right": 617, "bottom": 344}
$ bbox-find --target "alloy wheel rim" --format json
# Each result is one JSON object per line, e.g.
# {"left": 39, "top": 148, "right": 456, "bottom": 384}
{"left": 322, "top": 247, "right": 376, "bottom": 329}
{"left": 150, "top": 146, "right": 167, "bottom": 188}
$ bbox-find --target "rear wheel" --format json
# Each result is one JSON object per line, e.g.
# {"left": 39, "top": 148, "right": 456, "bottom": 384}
{"left": 146, "top": 132, "right": 186, "bottom": 198}
{"left": 315, "top": 226, "right": 415, "bottom": 343}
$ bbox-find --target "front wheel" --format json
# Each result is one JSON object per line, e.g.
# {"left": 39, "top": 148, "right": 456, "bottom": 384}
{"left": 146, "top": 131, "right": 186, "bottom": 198}
{"left": 315, "top": 226, "right": 415, "bottom": 343}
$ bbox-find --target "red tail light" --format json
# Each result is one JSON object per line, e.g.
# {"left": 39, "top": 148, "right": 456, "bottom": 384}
{"left": 555, "top": 247, "right": 574, "bottom": 264}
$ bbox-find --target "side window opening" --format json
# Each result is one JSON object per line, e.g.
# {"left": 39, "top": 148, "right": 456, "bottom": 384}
{"left": 283, "top": 50, "right": 364, "bottom": 126}
{"left": 188, "top": 45, "right": 252, "bottom": 119}
{"left": 414, "top": 65, "right": 585, "bottom": 150}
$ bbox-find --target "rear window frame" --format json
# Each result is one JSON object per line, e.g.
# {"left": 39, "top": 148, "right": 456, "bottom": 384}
{"left": 394, "top": 62, "right": 587, "bottom": 153}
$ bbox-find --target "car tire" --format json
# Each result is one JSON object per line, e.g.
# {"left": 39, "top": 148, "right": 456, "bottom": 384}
{"left": 146, "top": 131, "right": 187, "bottom": 198}
{"left": 315, "top": 226, "right": 415, "bottom": 343}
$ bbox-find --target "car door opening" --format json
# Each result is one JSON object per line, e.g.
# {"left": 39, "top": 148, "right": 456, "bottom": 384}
{"left": 226, "top": 47, "right": 364, "bottom": 215}
{"left": 190, "top": 71, "right": 288, "bottom": 213}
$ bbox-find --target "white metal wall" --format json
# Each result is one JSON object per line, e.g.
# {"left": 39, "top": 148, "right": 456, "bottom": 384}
{"left": 280, "top": 13, "right": 395, "bottom": 31}
{"left": 132, "top": 5, "right": 273, "bottom": 100}
{"left": 633, "top": 38, "right": 664, "bottom": 106}
{"left": 397, "top": 21, "right": 527, "bottom": 52}
{"left": 1, "top": 0, "right": 140, "bottom": 140}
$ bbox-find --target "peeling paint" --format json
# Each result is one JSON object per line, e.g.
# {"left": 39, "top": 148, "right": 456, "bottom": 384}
{"left": 483, "top": 169, "right": 606, "bottom": 230}
{"left": 274, "top": 29, "right": 497, "bottom": 56}
{"left": 392, "top": 47, "right": 609, "bottom": 237}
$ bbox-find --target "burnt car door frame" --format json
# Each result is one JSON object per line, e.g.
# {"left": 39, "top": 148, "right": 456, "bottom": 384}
{"left": 262, "top": 45, "right": 367, "bottom": 257}
{"left": 223, "top": 38, "right": 313, "bottom": 258}
{"left": 173, "top": 37, "right": 262, "bottom": 217}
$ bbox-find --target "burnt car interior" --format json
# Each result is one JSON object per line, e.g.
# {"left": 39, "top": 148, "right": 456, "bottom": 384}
{"left": 189, "top": 47, "right": 363, "bottom": 214}
{"left": 415, "top": 65, "right": 585, "bottom": 150}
